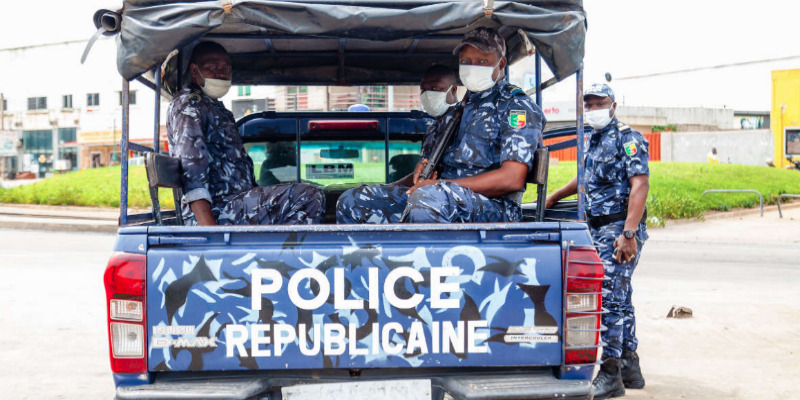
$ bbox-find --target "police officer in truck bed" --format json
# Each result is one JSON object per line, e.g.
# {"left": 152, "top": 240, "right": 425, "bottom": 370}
{"left": 336, "top": 27, "right": 544, "bottom": 224}
{"left": 167, "top": 42, "right": 325, "bottom": 226}
{"left": 545, "top": 84, "right": 649, "bottom": 399}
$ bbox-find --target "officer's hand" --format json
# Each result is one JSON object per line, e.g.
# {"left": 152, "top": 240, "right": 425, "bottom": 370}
{"left": 406, "top": 171, "right": 438, "bottom": 195}
{"left": 613, "top": 234, "right": 638, "bottom": 264}
{"left": 544, "top": 196, "right": 556, "bottom": 210}
{"left": 412, "top": 159, "right": 428, "bottom": 185}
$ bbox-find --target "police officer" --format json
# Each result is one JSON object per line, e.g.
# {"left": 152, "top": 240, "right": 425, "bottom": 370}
{"left": 167, "top": 42, "right": 325, "bottom": 226}
{"left": 335, "top": 64, "right": 459, "bottom": 223}
{"left": 336, "top": 27, "right": 544, "bottom": 224}
{"left": 545, "top": 84, "right": 649, "bottom": 399}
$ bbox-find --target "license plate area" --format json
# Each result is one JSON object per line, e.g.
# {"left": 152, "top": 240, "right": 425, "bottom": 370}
{"left": 282, "top": 379, "right": 432, "bottom": 400}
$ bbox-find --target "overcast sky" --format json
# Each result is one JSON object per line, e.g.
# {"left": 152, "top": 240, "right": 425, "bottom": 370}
{"left": 1, "top": 0, "right": 799, "bottom": 109}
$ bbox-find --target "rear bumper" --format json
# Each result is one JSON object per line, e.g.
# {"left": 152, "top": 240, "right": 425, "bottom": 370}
{"left": 116, "top": 369, "right": 592, "bottom": 400}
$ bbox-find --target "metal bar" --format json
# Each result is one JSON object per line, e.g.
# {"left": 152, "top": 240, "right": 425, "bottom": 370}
{"left": 231, "top": 52, "right": 455, "bottom": 59}
{"left": 135, "top": 76, "right": 157, "bottom": 92}
{"left": 776, "top": 194, "right": 800, "bottom": 218}
{"left": 702, "top": 189, "right": 764, "bottom": 217}
{"left": 534, "top": 54, "right": 542, "bottom": 108}
{"left": 295, "top": 120, "right": 302, "bottom": 183}
{"left": 176, "top": 51, "right": 184, "bottom": 90}
{"left": 546, "top": 138, "right": 577, "bottom": 152}
{"left": 120, "top": 79, "right": 131, "bottom": 226}
{"left": 154, "top": 63, "right": 162, "bottom": 153}
{"left": 524, "top": 76, "right": 558, "bottom": 97}
{"left": 205, "top": 33, "right": 464, "bottom": 40}
{"left": 384, "top": 117, "right": 390, "bottom": 183}
{"left": 575, "top": 68, "right": 585, "bottom": 220}
{"left": 129, "top": 142, "right": 155, "bottom": 153}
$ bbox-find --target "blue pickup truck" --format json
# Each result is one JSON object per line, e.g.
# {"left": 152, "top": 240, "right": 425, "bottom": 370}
{"left": 99, "top": 1, "right": 600, "bottom": 399}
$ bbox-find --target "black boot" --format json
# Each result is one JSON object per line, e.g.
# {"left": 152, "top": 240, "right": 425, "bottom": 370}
{"left": 592, "top": 356, "right": 625, "bottom": 399}
{"left": 621, "top": 349, "right": 645, "bottom": 389}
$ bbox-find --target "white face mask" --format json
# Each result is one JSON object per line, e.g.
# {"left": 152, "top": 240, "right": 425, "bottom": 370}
{"left": 584, "top": 108, "right": 613, "bottom": 129}
{"left": 195, "top": 67, "right": 231, "bottom": 99}
{"left": 420, "top": 86, "right": 454, "bottom": 117}
{"left": 459, "top": 59, "right": 502, "bottom": 92}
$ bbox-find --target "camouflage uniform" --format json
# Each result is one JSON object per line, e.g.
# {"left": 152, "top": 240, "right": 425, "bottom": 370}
{"left": 336, "top": 78, "right": 544, "bottom": 224}
{"left": 167, "top": 87, "right": 325, "bottom": 225}
{"left": 584, "top": 117, "right": 650, "bottom": 359}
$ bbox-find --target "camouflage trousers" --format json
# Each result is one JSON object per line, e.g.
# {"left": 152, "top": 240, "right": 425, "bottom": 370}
{"left": 184, "top": 183, "right": 325, "bottom": 226}
{"left": 591, "top": 220, "right": 648, "bottom": 359}
{"left": 336, "top": 181, "right": 509, "bottom": 224}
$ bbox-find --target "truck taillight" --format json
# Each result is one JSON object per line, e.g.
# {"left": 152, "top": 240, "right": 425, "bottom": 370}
{"left": 104, "top": 252, "right": 147, "bottom": 374}
{"left": 563, "top": 246, "right": 604, "bottom": 365}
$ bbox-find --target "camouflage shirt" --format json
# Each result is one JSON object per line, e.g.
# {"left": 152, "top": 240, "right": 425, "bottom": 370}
{"left": 428, "top": 78, "right": 545, "bottom": 221}
{"left": 583, "top": 119, "right": 650, "bottom": 216}
{"left": 166, "top": 87, "right": 256, "bottom": 218}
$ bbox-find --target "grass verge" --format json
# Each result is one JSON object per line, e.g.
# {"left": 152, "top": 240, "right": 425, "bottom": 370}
{"left": 1, "top": 162, "right": 798, "bottom": 225}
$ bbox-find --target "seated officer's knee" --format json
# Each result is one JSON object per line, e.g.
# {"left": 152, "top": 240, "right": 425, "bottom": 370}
{"left": 406, "top": 184, "right": 453, "bottom": 223}
{"left": 335, "top": 188, "right": 360, "bottom": 223}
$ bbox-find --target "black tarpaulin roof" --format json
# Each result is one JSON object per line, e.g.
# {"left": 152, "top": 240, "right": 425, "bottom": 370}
{"left": 108, "top": 0, "right": 586, "bottom": 87}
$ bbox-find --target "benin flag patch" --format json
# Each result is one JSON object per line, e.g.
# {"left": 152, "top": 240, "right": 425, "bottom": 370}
{"left": 623, "top": 140, "right": 638, "bottom": 156}
{"left": 509, "top": 110, "right": 526, "bottom": 129}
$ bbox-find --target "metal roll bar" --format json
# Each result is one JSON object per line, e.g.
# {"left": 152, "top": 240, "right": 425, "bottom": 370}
{"left": 776, "top": 194, "right": 800, "bottom": 218}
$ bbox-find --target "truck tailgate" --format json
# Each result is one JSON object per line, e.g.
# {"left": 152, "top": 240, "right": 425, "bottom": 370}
{"left": 145, "top": 223, "right": 564, "bottom": 372}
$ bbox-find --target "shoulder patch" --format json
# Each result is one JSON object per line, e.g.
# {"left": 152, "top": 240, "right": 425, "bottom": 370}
{"left": 188, "top": 91, "right": 202, "bottom": 102}
{"left": 623, "top": 140, "right": 638, "bottom": 156}
{"left": 509, "top": 110, "right": 527, "bottom": 129}
{"left": 505, "top": 84, "right": 526, "bottom": 96}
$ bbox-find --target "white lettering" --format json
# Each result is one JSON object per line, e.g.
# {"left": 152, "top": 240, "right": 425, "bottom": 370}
{"left": 441, "top": 321, "right": 465, "bottom": 354}
{"left": 251, "top": 269, "right": 283, "bottom": 310}
{"left": 226, "top": 324, "right": 248, "bottom": 357}
{"left": 288, "top": 269, "right": 329, "bottom": 310}
{"left": 381, "top": 322, "right": 404, "bottom": 355}
{"left": 406, "top": 321, "right": 428, "bottom": 355}
{"left": 349, "top": 322, "right": 368, "bottom": 356}
{"left": 368, "top": 268, "right": 379, "bottom": 309}
{"left": 384, "top": 267, "right": 423, "bottom": 309}
{"left": 273, "top": 324, "right": 297, "bottom": 357}
{"left": 324, "top": 323, "right": 346, "bottom": 356}
{"left": 430, "top": 267, "right": 460, "bottom": 309}
{"left": 371, "top": 323, "right": 380, "bottom": 354}
{"left": 431, "top": 321, "right": 440, "bottom": 353}
{"left": 334, "top": 268, "right": 364, "bottom": 309}
{"left": 298, "top": 323, "right": 321, "bottom": 356}
{"left": 467, "top": 320, "right": 489, "bottom": 354}
{"left": 251, "top": 324, "right": 272, "bottom": 357}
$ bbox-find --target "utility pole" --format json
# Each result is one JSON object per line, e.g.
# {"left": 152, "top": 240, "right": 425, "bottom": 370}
{"left": 0, "top": 93, "right": 5, "bottom": 130}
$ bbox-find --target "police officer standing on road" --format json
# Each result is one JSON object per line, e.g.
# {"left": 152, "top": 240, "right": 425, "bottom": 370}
{"left": 167, "top": 42, "right": 325, "bottom": 226}
{"left": 545, "top": 84, "right": 649, "bottom": 399}
{"left": 337, "top": 27, "right": 545, "bottom": 224}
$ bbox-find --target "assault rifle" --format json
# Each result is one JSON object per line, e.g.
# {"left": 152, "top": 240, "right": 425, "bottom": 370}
{"left": 399, "top": 93, "right": 469, "bottom": 222}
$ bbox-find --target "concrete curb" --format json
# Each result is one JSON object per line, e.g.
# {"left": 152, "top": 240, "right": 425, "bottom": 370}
{"left": 0, "top": 217, "right": 118, "bottom": 234}
{"left": 0, "top": 201, "right": 797, "bottom": 234}
{"left": 661, "top": 200, "right": 800, "bottom": 227}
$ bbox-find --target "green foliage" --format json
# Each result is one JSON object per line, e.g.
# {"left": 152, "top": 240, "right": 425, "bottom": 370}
{"left": 651, "top": 124, "right": 677, "bottom": 132}
{"left": 0, "top": 166, "right": 173, "bottom": 209}
{"left": 2, "top": 163, "right": 799, "bottom": 225}
{"left": 523, "top": 162, "right": 800, "bottom": 225}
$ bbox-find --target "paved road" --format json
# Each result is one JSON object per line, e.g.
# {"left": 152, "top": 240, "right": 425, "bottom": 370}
{"left": 0, "top": 209, "right": 797, "bottom": 399}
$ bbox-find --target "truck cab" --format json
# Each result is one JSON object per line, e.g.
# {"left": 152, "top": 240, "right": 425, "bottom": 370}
{"left": 99, "top": 1, "right": 600, "bottom": 399}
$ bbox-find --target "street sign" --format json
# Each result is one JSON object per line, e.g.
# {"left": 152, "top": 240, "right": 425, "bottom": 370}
{"left": 0, "top": 130, "right": 19, "bottom": 157}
